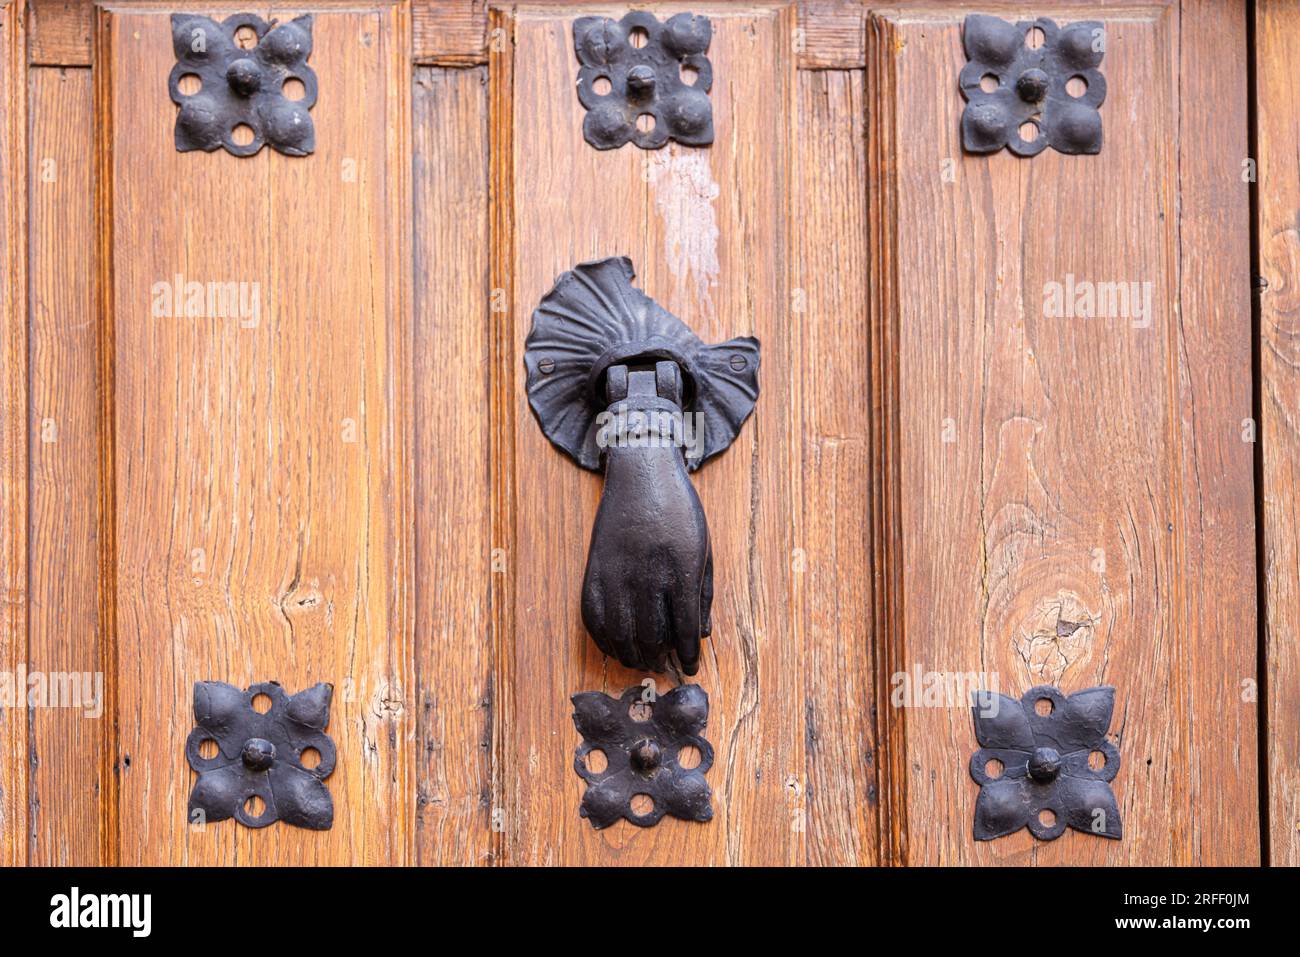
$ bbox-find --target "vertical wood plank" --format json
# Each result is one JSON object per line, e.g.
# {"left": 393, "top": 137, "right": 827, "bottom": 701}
{"left": 100, "top": 4, "right": 412, "bottom": 865}
{"left": 1173, "top": 0, "right": 1256, "bottom": 867}
{"left": 795, "top": 68, "right": 878, "bottom": 865}
{"left": 869, "top": 3, "right": 1257, "bottom": 865}
{"left": 413, "top": 65, "right": 496, "bottom": 865}
{"left": 496, "top": 3, "right": 805, "bottom": 865}
{"left": 1257, "top": 0, "right": 1300, "bottom": 867}
{"left": 27, "top": 66, "right": 106, "bottom": 866}
{"left": 0, "top": 0, "right": 28, "bottom": 868}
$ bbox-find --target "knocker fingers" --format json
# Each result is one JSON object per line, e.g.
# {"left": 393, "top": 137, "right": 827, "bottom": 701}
{"left": 607, "top": 599, "right": 646, "bottom": 672}
{"left": 636, "top": 591, "right": 673, "bottom": 673}
{"left": 670, "top": 591, "right": 703, "bottom": 676}
{"left": 581, "top": 575, "right": 618, "bottom": 661}
{"left": 700, "top": 549, "right": 714, "bottom": 638}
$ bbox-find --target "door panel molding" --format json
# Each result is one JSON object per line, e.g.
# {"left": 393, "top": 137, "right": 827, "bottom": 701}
{"left": 1, "top": 0, "right": 29, "bottom": 869}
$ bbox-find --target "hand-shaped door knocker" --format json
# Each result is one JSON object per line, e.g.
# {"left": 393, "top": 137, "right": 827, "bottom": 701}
{"left": 524, "top": 257, "right": 759, "bottom": 674}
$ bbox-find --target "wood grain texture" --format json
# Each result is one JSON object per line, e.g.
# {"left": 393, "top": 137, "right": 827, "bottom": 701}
{"left": 99, "top": 3, "right": 413, "bottom": 865}
{"left": 795, "top": 69, "right": 878, "bottom": 864}
{"left": 414, "top": 0, "right": 487, "bottom": 65}
{"left": 869, "top": 2, "right": 1258, "bottom": 865}
{"left": 1257, "top": 0, "right": 1300, "bottom": 867}
{"left": 29, "top": 0, "right": 93, "bottom": 66}
{"left": 0, "top": 0, "right": 28, "bottom": 869}
{"left": 1171, "top": 0, "right": 1257, "bottom": 866}
{"left": 797, "top": 0, "right": 864, "bottom": 69}
{"left": 412, "top": 66, "right": 496, "bottom": 865}
{"left": 495, "top": 2, "right": 809, "bottom": 866}
{"left": 27, "top": 66, "right": 107, "bottom": 866}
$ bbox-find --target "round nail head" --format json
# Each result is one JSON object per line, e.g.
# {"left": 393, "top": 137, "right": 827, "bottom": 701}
{"left": 1016, "top": 68, "right": 1049, "bottom": 103}
{"left": 630, "top": 739, "right": 662, "bottom": 772}
{"left": 1028, "top": 746, "right": 1062, "bottom": 782}
{"left": 241, "top": 737, "right": 276, "bottom": 771}
{"left": 226, "top": 57, "right": 264, "bottom": 96}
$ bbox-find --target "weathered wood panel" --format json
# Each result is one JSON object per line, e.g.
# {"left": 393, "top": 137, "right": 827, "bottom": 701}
{"left": 796, "top": 0, "right": 864, "bottom": 69}
{"left": 98, "top": 3, "right": 413, "bottom": 865}
{"left": 795, "top": 68, "right": 878, "bottom": 864}
{"left": 412, "top": 65, "right": 496, "bottom": 865}
{"left": 1257, "top": 0, "right": 1300, "bottom": 868}
{"left": 496, "top": 3, "right": 814, "bottom": 865}
{"left": 869, "top": 2, "right": 1257, "bottom": 865}
{"left": 414, "top": 0, "right": 487, "bottom": 66}
{"left": 29, "top": 0, "right": 93, "bottom": 66}
{"left": 27, "top": 66, "right": 107, "bottom": 866}
{"left": 1171, "top": 0, "right": 1257, "bottom": 866}
{"left": 0, "top": 0, "right": 29, "bottom": 868}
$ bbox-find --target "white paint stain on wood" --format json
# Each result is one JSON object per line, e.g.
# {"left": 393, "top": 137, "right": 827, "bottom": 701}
{"left": 647, "top": 148, "right": 719, "bottom": 319}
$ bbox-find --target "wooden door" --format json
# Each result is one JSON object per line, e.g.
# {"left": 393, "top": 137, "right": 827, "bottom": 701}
{"left": 0, "top": 0, "right": 1275, "bottom": 866}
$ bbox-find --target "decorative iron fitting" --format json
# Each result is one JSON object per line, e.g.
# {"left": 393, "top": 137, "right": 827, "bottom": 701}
{"left": 970, "top": 685, "right": 1121, "bottom": 841}
{"left": 169, "top": 13, "right": 317, "bottom": 157}
{"left": 574, "top": 12, "right": 713, "bottom": 150}
{"left": 186, "top": 681, "right": 336, "bottom": 830}
{"left": 572, "top": 685, "right": 714, "bottom": 828}
{"left": 524, "top": 257, "right": 759, "bottom": 674}
{"left": 959, "top": 15, "right": 1105, "bottom": 156}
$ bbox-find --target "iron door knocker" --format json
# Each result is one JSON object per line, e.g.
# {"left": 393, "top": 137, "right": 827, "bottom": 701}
{"left": 524, "top": 257, "right": 759, "bottom": 675}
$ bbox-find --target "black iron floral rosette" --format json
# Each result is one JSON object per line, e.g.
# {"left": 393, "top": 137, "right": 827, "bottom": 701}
{"left": 959, "top": 14, "right": 1105, "bottom": 156}
{"left": 186, "top": 680, "right": 336, "bottom": 830}
{"left": 573, "top": 11, "right": 713, "bottom": 150}
{"left": 169, "top": 13, "right": 317, "bottom": 157}
{"left": 572, "top": 685, "right": 714, "bottom": 828}
{"left": 969, "top": 685, "right": 1121, "bottom": 841}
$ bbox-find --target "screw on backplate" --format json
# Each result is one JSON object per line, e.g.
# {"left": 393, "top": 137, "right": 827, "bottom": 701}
{"left": 729, "top": 354, "right": 747, "bottom": 372}
{"left": 539, "top": 357, "right": 556, "bottom": 374}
